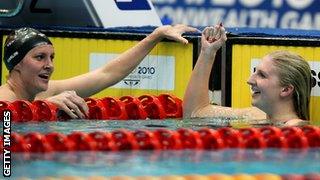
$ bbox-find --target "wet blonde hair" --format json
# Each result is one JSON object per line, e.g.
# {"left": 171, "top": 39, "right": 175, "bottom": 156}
{"left": 268, "top": 50, "right": 311, "bottom": 120}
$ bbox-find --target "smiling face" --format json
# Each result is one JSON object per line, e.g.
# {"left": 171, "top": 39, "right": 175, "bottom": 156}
{"left": 15, "top": 44, "right": 54, "bottom": 93}
{"left": 247, "top": 55, "right": 283, "bottom": 113}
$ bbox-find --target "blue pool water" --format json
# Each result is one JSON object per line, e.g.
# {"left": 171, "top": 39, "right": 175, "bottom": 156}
{"left": 12, "top": 148, "right": 320, "bottom": 178}
{"left": 4, "top": 119, "right": 320, "bottom": 179}
{"left": 10, "top": 118, "right": 269, "bottom": 134}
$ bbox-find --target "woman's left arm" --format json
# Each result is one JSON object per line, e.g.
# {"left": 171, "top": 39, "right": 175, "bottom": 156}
{"left": 37, "top": 25, "right": 198, "bottom": 98}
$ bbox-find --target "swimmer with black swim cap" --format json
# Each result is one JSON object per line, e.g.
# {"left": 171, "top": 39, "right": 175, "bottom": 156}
{"left": 0, "top": 27, "right": 55, "bottom": 101}
{"left": 0, "top": 25, "right": 198, "bottom": 119}
{"left": 4, "top": 27, "right": 52, "bottom": 71}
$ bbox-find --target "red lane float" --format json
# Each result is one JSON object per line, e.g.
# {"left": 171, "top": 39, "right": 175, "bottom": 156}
{"left": 11, "top": 133, "right": 29, "bottom": 152}
{"left": 218, "top": 127, "right": 244, "bottom": 148}
{"left": 153, "top": 129, "right": 182, "bottom": 150}
{"left": 101, "top": 97, "right": 128, "bottom": 120}
{"left": 0, "top": 94, "right": 183, "bottom": 122}
{"left": 33, "top": 100, "right": 58, "bottom": 121}
{"left": 0, "top": 101, "right": 19, "bottom": 121}
{"left": 177, "top": 128, "right": 203, "bottom": 149}
{"left": 133, "top": 129, "right": 161, "bottom": 150}
{"left": 259, "top": 126, "right": 288, "bottom": 148}
{"left": 240, "top": 128, "right": 266, "bottom": 149}
{"left": 88, "top": 131, "right": 117, "bottom": 151}
{"left": 85, "top": 98, "right": 108, "bottom": 120}
{"left": 300, "top": 125, "right": 320, "bottom": 147}
{"left": 67, "top": 131, "right": 97, "bottom": 151}
{"left": 12, "top": 100, "right": 38, "bottom": 122}
{"left": 158, "top": 94, "right": 182, "bottom": 118}
{"left": 197, "top": 128, "right": 224, "bottom": 149}
{"left": 138, "top": 95, "right": 166, "bottom": 119}
{"left": 45, "top": 132, "right": 75, "bottom": 151}
{"left": 7, "top": 126, "right": 319, "bottom": 153}
{"left": 120, "top": 96, "right": 148, "bottom": 120}
{"left": 24, "top": 132, "right": 53, "bottom": 153}
{"left": 111, "top": 129, "right": 139, "bottom": 151}
{"left": 281, "top": 127, "right": 309, "bottom": 148}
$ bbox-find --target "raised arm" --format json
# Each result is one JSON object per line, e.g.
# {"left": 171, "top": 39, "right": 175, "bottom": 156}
{"left": 183, "top": 24, "right": 266, "bottom": 120}
{"left": 183, "top": 24, "right": 227, "bottom": 118}
{"left": 35, "top": 25, "right": 197, "bottom": 119}
{"left": 38, "top": 25, "right": 198, "bottom": 98}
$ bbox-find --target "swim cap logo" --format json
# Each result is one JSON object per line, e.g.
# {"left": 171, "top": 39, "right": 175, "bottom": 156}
{"left": 6, "top": 51, "right": 19, "bottom": 63}
{"left": 114, "top": 0, "right": 151, "bottom": 10}
{"left": 36, "top": 42, "right": 50, "bottom": 46}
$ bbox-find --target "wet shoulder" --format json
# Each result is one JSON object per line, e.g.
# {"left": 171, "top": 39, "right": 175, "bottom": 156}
{"left": 193, "top": 105, "right": 266, "bottom": 120}
{"left": 233, "top": 106, "right": 266, "bottom": 120}
{"left": 284, "top": 119, "right": 309, "bottom": 126}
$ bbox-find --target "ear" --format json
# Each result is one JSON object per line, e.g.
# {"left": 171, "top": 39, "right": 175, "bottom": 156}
{"left": 280, "top": 84, "right": 294, "bottom": 97}
{"left": 12, "top": 63, "right": 22, "bottom": 72}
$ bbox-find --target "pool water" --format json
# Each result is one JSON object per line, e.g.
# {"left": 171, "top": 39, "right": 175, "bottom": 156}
{"left": 11, "top": 118, "right": 270, "bottom": 134}
{"left": 12, "top": 148, "right": 320, "bottom": 178}
{"left": 4, "top": 119, "right": 320, "bottom": 179}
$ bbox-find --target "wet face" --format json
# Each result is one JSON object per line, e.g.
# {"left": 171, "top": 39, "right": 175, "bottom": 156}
{"left": 247, "top": 55, "right": 283, "bottom": 113}
{"left": 16, "top": 44, "right": 54, "bottom": 92}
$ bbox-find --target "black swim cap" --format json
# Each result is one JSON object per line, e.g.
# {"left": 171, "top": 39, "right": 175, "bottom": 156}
{"left": 3, "top": 27, "right": 52, "bottom": 71}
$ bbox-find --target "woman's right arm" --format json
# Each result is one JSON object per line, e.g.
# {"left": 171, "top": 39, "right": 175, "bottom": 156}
{"left": 183, "top": 24, "right": 227, "bottom": 118}
{"left": 182, "top": 24, "right": 265, "bottom": 119}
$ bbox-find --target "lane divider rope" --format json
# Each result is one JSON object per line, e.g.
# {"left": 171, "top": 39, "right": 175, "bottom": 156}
{"left": 4, "top": 126, "right": 320, "bottom": 153}
{"left": 0, "top": 94, "right": 182, "bottom": 122}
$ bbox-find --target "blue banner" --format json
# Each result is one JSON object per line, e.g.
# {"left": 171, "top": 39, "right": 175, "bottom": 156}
{"left": 114, "top": 0, "right": 151, "bottom": 10}
{"left": 151, "top": 0, "right": 320, "bottom": 30}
